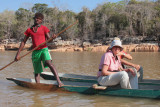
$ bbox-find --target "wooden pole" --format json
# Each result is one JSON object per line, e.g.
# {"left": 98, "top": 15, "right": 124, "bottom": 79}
{"left": 0, "top": 20, "right": 78, "bottom": 71}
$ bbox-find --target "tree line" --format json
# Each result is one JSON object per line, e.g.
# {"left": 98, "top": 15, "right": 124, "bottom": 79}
{"left": 0, "top": 0, "right": 160, "bottom": 45}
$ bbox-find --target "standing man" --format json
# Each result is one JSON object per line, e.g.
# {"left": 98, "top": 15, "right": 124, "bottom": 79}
{"left": 15, "top": 13, "right": 63, "bottom": 87}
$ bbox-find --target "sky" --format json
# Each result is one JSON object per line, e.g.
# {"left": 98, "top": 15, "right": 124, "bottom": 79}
{"left": 0, "top": 0, "right": 121, "bottom": 13}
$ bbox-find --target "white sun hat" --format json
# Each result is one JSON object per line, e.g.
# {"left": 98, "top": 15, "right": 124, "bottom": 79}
{"left": 109, "top": 39, "right": 123, "bottom": 50}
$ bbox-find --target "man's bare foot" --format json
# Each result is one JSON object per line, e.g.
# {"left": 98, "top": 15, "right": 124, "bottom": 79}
{"left": 58, "top": 82, "right": 64, "bottom": 87}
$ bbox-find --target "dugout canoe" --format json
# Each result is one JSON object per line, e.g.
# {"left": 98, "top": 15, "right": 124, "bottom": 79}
{"left": 6, "top": 77, "right": 160, "bottom": 99}
{"left": 40, "top": 72, "right": 160, "bottom": 85}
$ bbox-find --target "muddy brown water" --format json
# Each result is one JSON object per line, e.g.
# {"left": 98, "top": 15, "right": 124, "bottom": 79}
{"left": 0, "top": 51, "right": 160, "bottom": 107}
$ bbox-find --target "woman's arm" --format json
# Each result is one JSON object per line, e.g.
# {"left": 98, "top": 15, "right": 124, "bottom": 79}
{"left": 102, "top": 65, "right": 117, "bottom": 76}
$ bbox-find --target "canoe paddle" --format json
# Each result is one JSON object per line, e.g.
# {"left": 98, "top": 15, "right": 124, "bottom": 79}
{"left": 0, "top": 20, "right": 78, "bottom": 71}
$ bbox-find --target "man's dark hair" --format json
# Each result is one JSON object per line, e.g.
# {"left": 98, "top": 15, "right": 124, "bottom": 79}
{"left": 34, "top": 13, "right": 44, "bottom": 19}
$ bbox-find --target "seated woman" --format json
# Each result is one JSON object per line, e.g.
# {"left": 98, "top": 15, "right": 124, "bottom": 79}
{"left": 107, "top": 37, "right": 143, "bottom": 82}
{"left": 97, "top": 39, "right": 138, "bottom": 89}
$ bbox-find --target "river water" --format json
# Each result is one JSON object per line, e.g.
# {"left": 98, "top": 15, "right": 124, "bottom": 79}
{"left": 0, "top": 51, "right": 160, "bottom": 107}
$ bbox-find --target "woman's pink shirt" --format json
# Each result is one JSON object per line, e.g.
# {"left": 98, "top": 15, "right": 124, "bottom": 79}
{"left": 97, "top": 51, "right": 121, "bottom": 77}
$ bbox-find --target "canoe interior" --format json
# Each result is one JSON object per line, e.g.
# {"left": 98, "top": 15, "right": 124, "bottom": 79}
{"left": 40, "top": 72, "right": 97, "bottom": 83}
{"left": 142, "top": 79, "right": 160, "bottom": 83}
{"left": 41, "top": 72, "right": 160, "bottom": 85}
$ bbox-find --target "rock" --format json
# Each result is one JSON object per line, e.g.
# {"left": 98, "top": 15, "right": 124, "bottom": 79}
{"left": 5, "top": 43, "right": 19, "bottom": 50}
{"left": 49, "top": 48, "right": 66, "bottom": 52}
{"left": 143, "top": 36, "right": 157, "bottom": 42}
{"left": 104, "top": 38, "right": 113, "bottom": 45}
{"left": 123, "top": 44, "right": 138, "bottom": 52}
{"left": 82, "top": 42, "right": 91, "bottom": 47}
{"left": 0, "top": 44, "right": 5, "bottom": 51}
{"left": 4, "top": 43, "right": 32, "bottom": 50}
{"left": 94, "top": 43, "right": 102, "bottom": 47}
{"left": 74, "top": 48, "right": 83, "bottom": 51}
{"left": 73, "top": 39, "right": 82, "bottom": 46}
{"left": 1, "top": 39, "right": 17, "bottom": 44}
{"left": 0, "top": 41, "right": 159, "bottom": 52}
{"left": 122, "top": 36, "right": 142, "bottom": 44}
{"left": 66, "top": 48, "right": 74, "bottom": 52}
{"left": 83, "top": 47, "right": 93, "bottom": 51}
{"left": 134, "top": 44, "right": 159, "bottom": 52}
{"left": 24, "top": 44, "right": 32, "bottom": 49}
{"left": 91, "top": 46, "right": 109, "bottom": 52}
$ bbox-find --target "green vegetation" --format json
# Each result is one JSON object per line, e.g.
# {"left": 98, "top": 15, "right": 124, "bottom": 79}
{"left": 0, "top": 0, "right": 160, "bottom": 45}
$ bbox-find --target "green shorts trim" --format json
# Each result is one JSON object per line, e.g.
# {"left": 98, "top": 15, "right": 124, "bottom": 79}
{"left": 32, "top": 48, "right": 52, "bottom": 74}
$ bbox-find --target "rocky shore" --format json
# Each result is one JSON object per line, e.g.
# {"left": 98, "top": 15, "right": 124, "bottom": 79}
{"left": 0, "top": 43, "right": 159, "bottom": 52}
{"left": 0, "top": 35, "right": 159, "bottom": 52}
{"left": 0, "top": 36, "right": 159, "bottom": 52}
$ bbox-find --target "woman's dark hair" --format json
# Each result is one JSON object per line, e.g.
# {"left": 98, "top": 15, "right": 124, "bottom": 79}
{"left": 34, "top": 13, "right": 44, "bottom": 19}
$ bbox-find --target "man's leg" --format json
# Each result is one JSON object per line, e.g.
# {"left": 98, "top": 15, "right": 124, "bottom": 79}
{"left": 32, "top": 50, "right": 43, "bottom": 83}
{"left": 34, "top": 73, "right": 40, "bottom": 83}
{"left": 138, "top": 66, "right": 143, "bottom": 82}
{"left": 45, "top": 60, "right": 63, "bottom": 87}
{"left": 128, "top": 68, "right": 138, "bottom": 89}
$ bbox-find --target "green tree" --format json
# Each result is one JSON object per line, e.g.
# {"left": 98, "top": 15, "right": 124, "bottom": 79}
{"left": 125, "top": 1, "right": 156, "bottom": 36}
{"left": 0, "top": 10, "right": 17, "bottom": 41}
{"left": 32, "top": 3, "right": 48, "bottom": 14}
{"left": 93, "top": 2, "right": 124, "bottom": 40}
{"left": 58, "top": 10, "right": 78, "bottom": 40}
{"left": 44, "top": 7, "right": 60, "bottom": 34}
{"left": 15, "top": 8, "right": 32, "bottom": 40}
{"left": 76, "top": 7, "right": 94, "bottom": 41}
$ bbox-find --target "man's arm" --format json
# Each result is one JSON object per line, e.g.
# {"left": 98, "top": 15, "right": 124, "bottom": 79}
{"left": 120, "top": 59, "right": 140, "bottom": 71}
{"left": 123, "top": 53, "right": 132, "bottom": 60}
{"left": 117, "top": 51, "right": 132, "bottom": 60}
{"left": 45, "top": 32, "right": 50, "bottom": 40}
{"left": 120, "top": 59, "right": 135, "bottom": 66}
{"left": 45, "top": 33, "right": 57, "bottom": 42}
{"left": 15, "top": 35, "right": 29, "bottom": 61}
